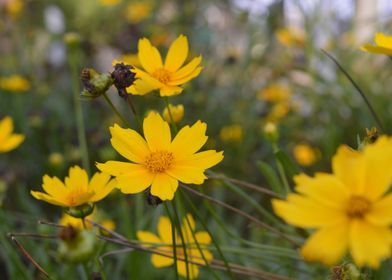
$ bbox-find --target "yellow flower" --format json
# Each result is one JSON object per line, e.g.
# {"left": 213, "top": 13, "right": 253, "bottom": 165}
{"left": 113, "top": 53, "right": 141, "bottom": 68}
{"left": 5, "top": 0, "right": 23, "bottom": 17}
{"left": 60, "top": 208, "right": 115, "bottom": 232}
{"left": 162, "top": 104, "right": 184, "bottom": 123}
{"left": 99, "top": 0, "right": 120, "bottom": 6}
{"left": 0, "top": 75, "right": 30, "bottom": 92}
{"left": 272, "top": 136, "right": 392, "bottom": 268}
{"left": 137, "top": 214, "right": 213, "bottom": 279}
{"left": 0, "top": 116, "right": 24, "bottom": 153}
{"left": 293, "top": 144, "right": 318, "bottom": 167}
{"left": 125, "top": 1, "right": 152, "bottom": 24}
{"left": 257, "top": 84, "right": 291, "bottom": 103}
{"left": 361, "top": 33, "right": 392, "bottom": 55}
{"left": 266, "top": 103, "right": 290, "bottom": 122}
{"left": 127, "top": 35, "right": 202, "bottom": 96}
{"left": 97, "top": 112, "right": 223, "bottom": 200}
{"left": 219, "top": 125, "right": 243, "bottom": 143}
{"left": 275, "top": 27, "right": 305, "bottom": 47}
{"left": 31, "top": 166, "right": 116, "bottom": 207}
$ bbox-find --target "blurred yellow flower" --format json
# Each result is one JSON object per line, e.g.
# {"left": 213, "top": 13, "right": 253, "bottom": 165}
{"left": 361, "top": 33, "right": 392, "bottom": 55}
{"left": 97, "top": 112, "right": 223, "bottom": 200}
{"left": 4, "top": 0, "right": 23, "bottom": 17}
{"left": 272, "top": 136, "right": 392, "bottom": 268}
{"left": 266, "top": 103, "right": 290, "bottom": 122}
{"left": 293, "top": 144, "right": 318, "bottom": 167}
{"left": 0, "top": 75, "right": 30, "bottom": 92}
{"left": 127, "top": 35, "right": 202, "bottom": 96}
{"left": 60, "top": 209, "right": 115, "bottom": 232}
{"left": 125, "top": 1, "right": 152, "bottom": 24}
{"left": 219, "top": 125, "right": 243, "bottom": 143}
{"left": 262, "top": 122, "right": 279, "bottom": 142}
{"left": 162, "top": 104, "right": 184, "bottom": 123}
{"left": 275, "top": 27, "right": 305, "bottom": 47}
{"left": 100, "top": 0, "right": 120, "bottom": 6}
{"left": 31, "top": 166, "right": 116, "bottom": 207}
{"left": 137, "top": 214, "right": 213, "bottom": 279}
{"left": 48, "top": 152, "right": 64, "bottom": 167}
{"left": 0, "top": 116, "right": 24, "bottom": 153}
{"left": 257, "top": 84, "right": 291, "bottom": 103}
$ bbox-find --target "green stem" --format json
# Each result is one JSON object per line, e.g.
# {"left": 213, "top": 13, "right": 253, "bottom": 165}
{"left": 70, "top": 51, "right": 90, "bottom": 175}
{"left": 272, "top": 143, "right": 290, "bottom": 194}
{"left": 103, "top": 93, "right": 131, "bottom": 127}
{"left": 164, "top": 203, "right": 179, "bottom": 280}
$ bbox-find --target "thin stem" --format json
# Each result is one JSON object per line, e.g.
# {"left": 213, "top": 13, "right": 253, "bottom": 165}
{"left": 103, "top": 93, "right": 131, "bottom": 127}
{"left": 164, "top": 203, "right": 179, "bottom": 280}
{"left": 70, "top": 51, "right": 90, "bottom": 175}
{"left": 124, "top": 95, "right": 142, "bottom": 130}
{"left": 272, "top": 143, "right": 290, "bottom": 194}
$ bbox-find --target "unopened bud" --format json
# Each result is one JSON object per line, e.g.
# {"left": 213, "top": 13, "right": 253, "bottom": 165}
{"left": 65, "top": 203, "right": 94, "bottom": 219}
{"left": 81, "top": 68, "right": 113, "bottom": 99}
{"left": 263, "top": 122, "right": 279, "bottom": 142}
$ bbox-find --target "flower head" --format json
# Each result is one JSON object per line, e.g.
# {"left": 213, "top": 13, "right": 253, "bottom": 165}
{"left": 125, "top": 1, "right": 152, "bottom": 24}
{"left": 0, "top": 75, "right": 30, "bottom": 92}
{"left": 31, "top": 166, "right": 116, "bottom": 208}
{"left": 137, "top": 214, "right": 213, "bottom": 279}
{"left": 0, "top": 116, "right": 24, "bottom": 153}
{"left": 97, "top": 112, "right": 223, "bottom": 200}
{"left": 293, "top": 143, "right": 318, "bottom": 167}
{"left": 126, "top": 35, "right": 202, "bottom": 96}
{"left": 162, "top": 104, "right": 184, "bottom": 123}
{"left": 219, "top": 125, "right": 243, "bottom": 143}
{"left": 361, "top": 33, "right": 392, "bottom": 55}
{"left": 60, "top": 208, "right": 115, "bottom": 232}
{"left": 272, "top": 136, "right": 392, "bottom": 268}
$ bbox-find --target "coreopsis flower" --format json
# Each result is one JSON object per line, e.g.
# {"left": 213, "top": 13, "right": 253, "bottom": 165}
{"left": 31, "top": 166, "right": 116, "bottom": 208}
{"left": 293, "top": 144, "right": 318, "bottom": 167}
{"left": 272, "top": 136, "right": 392, "bottom": 268}
{"left": 125, "top": 1, "right": 152, "bottom": 24}
{"left": 97, "top": 112, "right": 223, "bottom": 200}
{"left": 257, "top": 84, "right": 291, "bottom": 103}
{"left": 0, "top": 116, "right": 24, "bottom": 153}
{"left": 60, "top": 209, "right": 115, "bottom": 232}
{"left": 219, "top": 125, "right": 243, "bottom": 143}
{"left": 126, "top": 34, "right": 202, "bottom": 96}
{"left": 137, "top": 214, "right": 213, "bottom": 279}
{"left": 0, "top": 75, "right": 30, "bottom": 92}
{"left": 361, "top": 33, "right": 392, "bottom": 55}
{"left": 275, "top": 27, "right": 305, "bottom": 47}
{"left": 162, "top": 104, "right": 184, "bottom": 123}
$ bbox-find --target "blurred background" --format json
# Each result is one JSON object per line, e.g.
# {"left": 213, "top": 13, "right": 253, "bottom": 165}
{"left": 1, "top": 0, "right": 392, "bottom": 278}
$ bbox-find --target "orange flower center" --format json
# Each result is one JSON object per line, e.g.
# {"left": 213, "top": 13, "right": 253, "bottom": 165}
{"left": 145, "top": 150, "right": 174, "bottom": 173}
{"left": 152, "top": 68, "right": 171, "bottom": 83}
{"left": 346, "top": 195, "right": 371, "bottom": 218}
{"left": 66, "top": 189, "right": 94, "bottom": 206}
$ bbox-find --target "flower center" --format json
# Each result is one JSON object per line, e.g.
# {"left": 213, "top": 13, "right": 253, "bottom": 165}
{"left": 346, "top": 195, "right": 371, "bottom": 218}
{"left": 66, "top": 189, "right": 94, "bottom": 206}
{"left": 145, "top": 151, "right": 174, "bottom": 173}
{"left": 152, "top": 68, "right": 171, "bottom": 83}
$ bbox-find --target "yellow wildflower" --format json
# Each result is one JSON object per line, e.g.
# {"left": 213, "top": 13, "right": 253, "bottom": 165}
{"left": 266, "top": 103, "right": 290, "bottom": 122}
{"left": 257, "top": 84, "right": 291, "bottom": 103}
{"left": 137, "top": 214, "right": 213, "bottom": 279}
{"left": 127, "top": 34, "right": 202, "bottom": 96}
{"left": 219, "top": 125, "right": 243, "bottom": 143}
{"left": 125, "top": 1, "right": 152, "bottom": 24}
{"left": 162, "top": 104, "right": 184, "bottom": 123}
{"left": 5, "top": 0, "right": 23, "bottom": 17}
{"left": 275, "top": 27, "right": 305, "bottom": 47}
{"left": 113, "top": 53, "right": 141, "bottom": 68}
{"left": 0, "top": 116, "right": 24, "bottom": 153}
{"left": 272, "top": 136, "right": 392, "bottom": 268}
{"left": 97, "top": 112, "right": 223, "bottom": 200}
{"left": 31, "top": 166, "right": 116, "bottom": 207}
{"left": 0, "top": 75, "right": 30, "bottom": 92}
{"left": 60, "top": 209, "right": 115, "bottom": 232}
{"left": 99, "top": 0, "right": 120, "bottom": 6}
{"left": 361, "top": 32, "right": 392, "bottom": 55}
{"left": 293, "top": 144, "right": 318, "bottom": 167}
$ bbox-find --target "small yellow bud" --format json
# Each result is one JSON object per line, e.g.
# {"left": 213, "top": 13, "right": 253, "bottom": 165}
{"left": 263, "top": 122, "right": 279, "bottom": 142}
{"left": 162, "top": 104, "right": 184, "bottom": 123}
{"left": 48, "top": 152, "right": 64, "bottom": 167}
{"left": 64, "top": 32, "right": 81, "bottom": 49}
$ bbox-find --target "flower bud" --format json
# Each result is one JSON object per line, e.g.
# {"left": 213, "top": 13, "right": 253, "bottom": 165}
{"left": 111, "top": 63, "right": 136, "bottom": 97}
{"left": 263, "top": 122, "right": 279, "bottom": 142}
{"left": 81, "top": 68, "right": 113, "bottom": 99}
{"left": 65, "top": 203, "right": 94, "bottom": 219}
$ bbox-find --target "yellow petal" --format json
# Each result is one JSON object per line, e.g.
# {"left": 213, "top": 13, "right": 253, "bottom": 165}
{"left": 151, "top": 254, "right": 174, "bottom": 268}
{"left": 363, "top": 136, "right": 392, "bottom": 200}
{"left": 90, "top": 173, "right": 116, "bottom": 202}
{"left": 167, "top": 66, "right": 202, "bottom": 86}
{"left": 30, "top": 191, "right": 67, "bottom": 207}
{"left": 374, "top": 32, "right": 392, "bottom": 49}
{"left": 166, "top": 165, "right": 206, "bottom": 185}
{"left": 272, "top": 194, "right": 346, "bottom": 228}
{"left": 170, "top": 121, "right": 207, "bottom": 161}
{"left": 0, "top": 134, "right": 24, "bottom": 152}
{"left": 366, "top": 193, "right": 392, "bottom": 226}
{"left": 194, "top": 232, "right": 211, "bottom": 245}
{"left": 158, "top": 216, "right": 173, "bottom": 244}
{"left": 150, "top": 173, "right": 178, "bottom": 200}
{"left": 116, "top": 166, "right": 154, "bottom": 194}
{"left": 64, "top": 166, "right": 89, "bottom": 190}
{"left": 170, "top": 56, "right": 202, "bottom": 81}
{"left": 175, "top": 150, "right": 224, "bottom": 169}
{"left": 164, "top": 34, "right": 189, "bottom": 72}
{"left": 110, "top": 124, "right": 150, "bottom": 163}
{"left": 42, "top": 175, "right": 67, "bottom": 199}
{"left": 143, "top": 112, "right": 171, "bottom": 151}
{"left": 300, "top": 221, "right": 348, "bottom": 266}
{"left": 159, "top": 85, "right": 183, "bottom": 97}
{"left": 138, "top": 38, "right": 163, "bottom": 73}
{"left": 177, "top": 261, "right": 199, "bottom": 280}
{"left": 294, "top": 173, "right": 349, "bottom": 209}
{"left": 137, "top": 231, "right": 162, "bottom": 245}
{"left": 332, "top": 145, "right": 365, "bottom": 195}
{"left": 349, "top": 219, "right": 392, "bottom": 268}
{"left": 361, "top": 44, "right": 392, "bottom": 56}
{"left": 127, "top": 69, "right": 164, "bottom": 95}
{"left": 96, "top": 161, "right": 138, "bottom": 176}
{"left": 0, "top": 116, "right": 13, "bottom": 141}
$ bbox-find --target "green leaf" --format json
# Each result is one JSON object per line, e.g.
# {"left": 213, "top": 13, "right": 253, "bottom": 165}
{"left": 256, "top": 161, "right": 283, "bottom": 194}
{"left": 274, "top": 150, "right": 301, "bottom": 179}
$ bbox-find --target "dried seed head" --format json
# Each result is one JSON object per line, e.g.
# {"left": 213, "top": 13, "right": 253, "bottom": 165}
{"left": 111, "top": 63, "right": 136, "bottom": 97}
